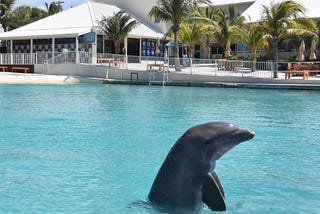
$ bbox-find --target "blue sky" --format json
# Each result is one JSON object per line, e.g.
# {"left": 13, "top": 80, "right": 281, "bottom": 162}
{"left": 15, "top": 0, "right": 88, "bottom": 10}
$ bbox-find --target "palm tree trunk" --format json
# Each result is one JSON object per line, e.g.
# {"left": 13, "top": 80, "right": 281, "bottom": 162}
{"left": 174, "top": 28, "right": 181, "bottom": 71}
{"left": 115, "top": 40, "right": 121, "bottom": 55}
{"left": 252, "top": 50, "right": 257, "bottom": 72}
{"left": 189, "top": 45, "right": 194, "bottom": 59}
{"left": 207, "top": 46, "right": 211, "bottom": 59}
{"left": 273, "top": 41, "right": 279, "bottom": 78}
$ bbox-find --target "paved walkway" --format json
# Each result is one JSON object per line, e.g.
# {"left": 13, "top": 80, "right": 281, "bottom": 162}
{"left": 0, "top": 72, "right": 103, "bottom": 84}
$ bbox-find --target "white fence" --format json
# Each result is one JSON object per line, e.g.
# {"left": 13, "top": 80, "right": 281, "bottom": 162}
{"left": 0, "top": 52, "right": 277, "bottom": 79}
{"left": 110, "top": 55, "right": 275, "bottom": 79}
{"left": 0, "top": 51, "right": 92, "bottom": 65}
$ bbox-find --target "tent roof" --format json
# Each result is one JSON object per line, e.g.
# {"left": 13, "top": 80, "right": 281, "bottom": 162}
{"left": 211, "top": 0, "right": 255, "bottom": 6}
{"left": 241, "top": 0, "right": 320, "bottom": 22}
{"left": 0, "top": 1, "right": 163, "bottom": 40}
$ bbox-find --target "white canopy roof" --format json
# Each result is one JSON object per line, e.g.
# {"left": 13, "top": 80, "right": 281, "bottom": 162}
{"left": 0, "top": 1, "right": 164, "bottom": 40}
{"left": 242, "top": 0, "right": 320, "bottom": 22}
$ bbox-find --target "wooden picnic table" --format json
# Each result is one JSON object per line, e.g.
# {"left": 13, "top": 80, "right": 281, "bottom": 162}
{"left": 97, "top": 58, "right": 114, "bottom": 66}
{"left": 147, "top": 63, "right": 164, "bottom": 71}
{"left": 284, "top": 70, "right": 309, "bottom": 80}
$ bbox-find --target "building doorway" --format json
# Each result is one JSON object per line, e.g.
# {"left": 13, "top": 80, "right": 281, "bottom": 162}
{"left": 127, "top": 38, "right": 140, "bottom": 63}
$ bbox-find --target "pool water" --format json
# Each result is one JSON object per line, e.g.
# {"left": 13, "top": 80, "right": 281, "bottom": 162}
{"left": 0, "top": 84, "right": 319, "bottom": 214}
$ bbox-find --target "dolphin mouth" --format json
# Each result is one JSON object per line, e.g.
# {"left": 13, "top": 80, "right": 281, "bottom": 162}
{"left": 213, "top": 128, "right": 255, "bottom": 146}
{"left": 234, "top": 128, "right": 255, "bottom": 142}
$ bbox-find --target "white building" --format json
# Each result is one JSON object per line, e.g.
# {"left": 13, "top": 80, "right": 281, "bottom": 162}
{"left": 0, "top": 0, "right": 318, "bottom": 63}
{"left": 0, "top": 1, "right": 164, "bottom": 64}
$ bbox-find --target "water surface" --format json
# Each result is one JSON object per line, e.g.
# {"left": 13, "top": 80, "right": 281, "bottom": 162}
{"left": 0, "top": 84, "right": 319, "bottom": 213}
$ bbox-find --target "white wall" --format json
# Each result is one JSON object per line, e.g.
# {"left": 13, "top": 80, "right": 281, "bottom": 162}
{"left": 35, "top": 64, "right": 108, "bottom": 78}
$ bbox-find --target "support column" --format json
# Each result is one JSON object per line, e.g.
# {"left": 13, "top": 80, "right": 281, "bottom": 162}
{"left": 10, "top": 40, "right": 13, "bottom": 53}
{"left": 10, "top": 40, "right": 13, "bottom": 64}
{"left": 103, "top": 34, "right": 105, "bottom": 54}
{"left": 30, "top": 39, "right": 34, "bottom": 64}
{"left": 76, "top": 36, "right": 79, "bottom": 64}
{"left": 139, "top": 37, "right": 142, "bottom": 63}
{"left": 52, "top": 38, "right": 55, "bottom": 63}
{"left": 124, "top": 36, "right": 128, "bottom": 69}
{"left": 92, "top": 33, "right": 97, "bottom": 64}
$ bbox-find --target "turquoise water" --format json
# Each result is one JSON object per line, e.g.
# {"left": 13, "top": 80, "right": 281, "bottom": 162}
{"left": 0, "top": 84, "right": 319, "bottom": 214}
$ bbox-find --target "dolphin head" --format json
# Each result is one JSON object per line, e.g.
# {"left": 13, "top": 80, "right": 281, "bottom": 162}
{"left": 204, "top": 122, "right": 255, "bottom": 160}
{"left": 178, "top": 122, "right": 255, "bottom": 166}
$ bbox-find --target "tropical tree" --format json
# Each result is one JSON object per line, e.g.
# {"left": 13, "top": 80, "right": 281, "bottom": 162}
{"left": 197, "top": 6, "right": 216, "bottom": 59}
{"left": 149, "top": 0, "right": 210, "bottom": 71}
{"left": 45, "top": 1, "right": 63, "bottom": 15}
{"left": 241, "top": 23, "right": 268, "bottom": 72}
{"left": 199, "top": 6, "right": 245, "bottom": 59}
{"left": 177, "top": 22, "right": 203, "bottom": 58}
{"left": 0, "top": 0, "right": 15, "bottom": 32}
{"left": 8, "top": 6, "right": 48, "bottom": 30}
{"left": 98, "top": 11, "right": 139, "bottom": 54}
{"left": 261, "top": 0, "right": 317, "bottom": 78}
{"left": 214, "top": 6, "right": 245, "bottom": 59}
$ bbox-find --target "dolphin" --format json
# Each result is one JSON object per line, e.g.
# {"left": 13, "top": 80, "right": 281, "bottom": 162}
{"left": 148, "top": 122, "right": 255, "bottom": 211}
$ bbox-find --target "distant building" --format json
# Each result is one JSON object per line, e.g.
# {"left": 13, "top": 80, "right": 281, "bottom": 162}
{"left": 0, "top": 0, "right": 317, "bottom": 62}
{"left": 0, "top": 1, "right": 164, "bottom": 63}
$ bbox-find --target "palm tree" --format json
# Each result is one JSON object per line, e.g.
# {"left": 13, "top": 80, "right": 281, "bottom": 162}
{"left": 214, "top": 6, "right": 245, "bottom": 59}
{"left": 149, "top": 0, "right": 210, "bottom": 71}
{"left": 8, "top": 6, "right": 48, "bottom": 30}
{"left": 98, "top": 11, "right": 139, "bottom": 54}
{"left": 45, "top": 1, "right": 63, "bottom": 15}
{"left": 261, "top": 0, "right": 317, "bottom": 78}
{"left": 177, "top": 22, "right": 203, "bottom": 58}
{"left": 200, "top": 6, "right": 245, "bottom": 59}
{"left": 197, "top": 6, "right": 216, "bottom": 59}
{"left": 241, "top": 23, "right": 268, "bottom": 72}
{"left": 0, "top": 0, "right": 15, "bottom": 32}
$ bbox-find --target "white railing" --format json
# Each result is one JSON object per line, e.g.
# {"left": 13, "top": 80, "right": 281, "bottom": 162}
{"left": 5, "top": 52, "right": 315, "bottom": 80}
{"left": 0, "top": 51, "right": 93, "bottom": 65}
{"left": 0, "top": 53, "right": 37, "bottom": 64}
{"left": 116, "top": 54, "right": 275, "bottom": 79}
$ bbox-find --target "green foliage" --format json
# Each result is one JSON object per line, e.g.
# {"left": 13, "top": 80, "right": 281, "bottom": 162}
{"left": 261, "top": 0, "right": 317, "bottom": 76}
{"left": 287, "top": 55, "right": 297, "bottom": 62}
{"left": 199, "top": 6, "right": 245, "bottom": 59}
{"left": 256, "top": 55, "right": 271, "bottom": 62}
{"left": 212, "top": 54, "right": 223, "bottom": 59}
{"left": 1, "top": 1, "right": 64, "bottom": 31}
{"left": 98, "top": 11, "right": 139, "bottom": 54}
{"left": 177, "top": 22, "right": 203, "bottom": 57}
{"left": 230, "top": 55, "right": 250, "bottom": 61}
{"left": 149, "top": 0, "right": 210, "bottom": 70}
{"left": 240, "top": 23, "right": 268, "bottom": 61}
{"left": 45, "top": 1, "right": 63, "bottom": 15}
{"left": 0, "top": 0, "right": 15, "bottom": 32}
{"left": 8, "top": 6, "right": 48, "bottom": 30}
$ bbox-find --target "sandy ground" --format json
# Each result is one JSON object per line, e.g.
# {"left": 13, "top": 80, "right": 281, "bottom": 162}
{"left": 0, "top": 72, "right": 104, "bottom": 84}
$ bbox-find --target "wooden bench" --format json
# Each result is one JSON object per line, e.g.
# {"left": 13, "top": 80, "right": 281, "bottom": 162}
{"left": 12, "top": 67, "right": 30, "bottom": 73}
{"left": 97, "top": 58, "right": 113, "bottom": 66}
{"left": 0, "top": 66, "right": 8, "bottom": 72}
{"left": 284, "top": 70, "right": 309, "bottom": 80}
{"left": 147, "top": 63, "right": 164, "bottom": 71}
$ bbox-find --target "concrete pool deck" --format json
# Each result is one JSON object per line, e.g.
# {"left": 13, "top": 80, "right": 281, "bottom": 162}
{"left": 0, "top": 72, "right": 104, "bottom": 84}
{"left": 103, "top": 67, "right": 320, "bottom": 90}
{"left": 1, "top": 69, "right": 320, "bottom": 90}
